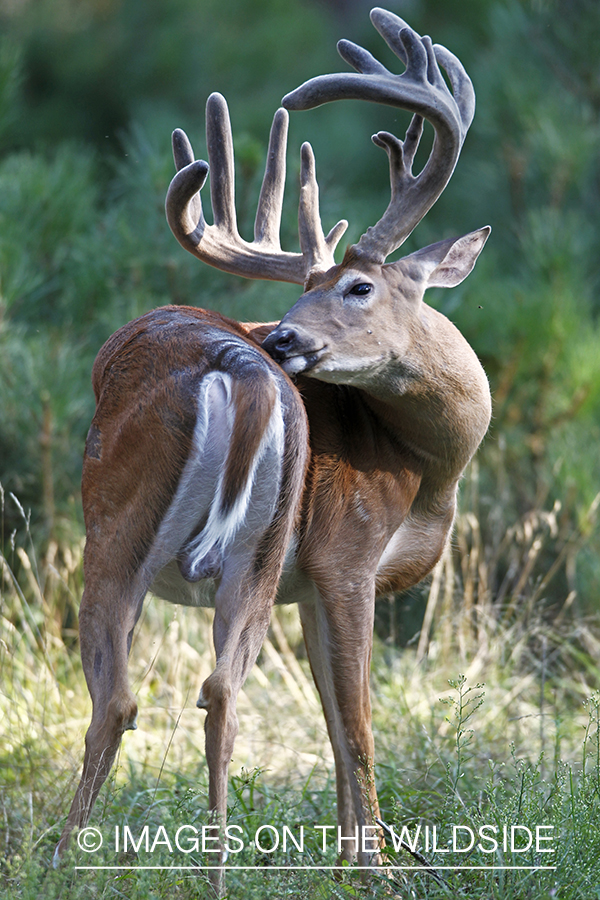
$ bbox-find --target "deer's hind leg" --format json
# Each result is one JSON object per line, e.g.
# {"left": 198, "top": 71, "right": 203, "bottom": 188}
{"left": 54, "top": 556, "right": 147, "bottom": 863}
{"left": 196, "top": 546, "right": 285, "bottom": 896}
{"left": 54, "top": 378, "right": 197, "bottom": 861}
{"left": 192, "top": 375, "right": 308, "bottom": 894}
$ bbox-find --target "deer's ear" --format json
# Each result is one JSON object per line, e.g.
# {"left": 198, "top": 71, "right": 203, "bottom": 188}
{"left": 398, "top": 226, "right": 491, "bottom": 289}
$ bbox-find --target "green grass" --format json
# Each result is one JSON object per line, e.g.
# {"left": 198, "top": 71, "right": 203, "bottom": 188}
{"left": 2, "top": 474, "right": 600, "bottom": 899}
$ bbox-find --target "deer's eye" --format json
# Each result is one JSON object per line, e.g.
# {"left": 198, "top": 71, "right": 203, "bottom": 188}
{"left": 348, "top": 283, "right": 372, "bottom": 297}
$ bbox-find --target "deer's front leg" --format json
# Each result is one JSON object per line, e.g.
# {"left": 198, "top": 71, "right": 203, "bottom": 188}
{"left": 299, "top": 583, "right": 382, "bottom": 868}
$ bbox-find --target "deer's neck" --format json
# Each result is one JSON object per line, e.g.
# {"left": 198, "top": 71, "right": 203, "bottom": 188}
{"left": 358, "top": 306, "right": 491, "bottom": 483}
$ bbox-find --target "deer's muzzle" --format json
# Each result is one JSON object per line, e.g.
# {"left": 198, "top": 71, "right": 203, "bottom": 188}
{"left": 263, "top": 325, "right": 326, "bottom": 376}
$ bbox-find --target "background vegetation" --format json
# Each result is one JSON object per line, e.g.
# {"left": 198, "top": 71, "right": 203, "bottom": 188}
{"left": 1, "top": 0, "right": 599, "bottom": 896}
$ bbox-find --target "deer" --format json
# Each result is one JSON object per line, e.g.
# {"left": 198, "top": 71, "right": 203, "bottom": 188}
{"left": 55, "top": 8, "right": 491, "bottom": 894}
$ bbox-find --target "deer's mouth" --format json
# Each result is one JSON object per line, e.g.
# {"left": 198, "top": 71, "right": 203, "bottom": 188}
{"left": 262, "top": 327, "right": 327, "bottom": 376}
{"left": 278, "top": 346, "right": 327, "bottom": 377}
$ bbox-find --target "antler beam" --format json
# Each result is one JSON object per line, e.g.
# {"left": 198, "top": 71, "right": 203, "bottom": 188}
{"left": 282, "top": 8, "right": 475, "bottom": 263}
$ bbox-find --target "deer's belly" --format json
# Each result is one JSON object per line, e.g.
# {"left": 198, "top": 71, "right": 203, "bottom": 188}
{"left": 149, "top": 558, "right": 218, "bottom": 608}
{"left": 148, "top": 532, "right": 314, "bottom": 609}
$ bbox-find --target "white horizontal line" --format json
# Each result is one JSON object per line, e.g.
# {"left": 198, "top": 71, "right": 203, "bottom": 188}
{"left": 75, "top": 865, "right": 557, "bottom": 871}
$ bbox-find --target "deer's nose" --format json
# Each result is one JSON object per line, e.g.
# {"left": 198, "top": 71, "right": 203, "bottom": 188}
{"left": 262, "top": 327, "right": 300, "bottom": 361}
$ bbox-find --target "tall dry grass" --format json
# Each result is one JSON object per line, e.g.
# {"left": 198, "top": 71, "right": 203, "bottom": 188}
{"left": 2, "top": 461, "right": 600, "bottom": 896}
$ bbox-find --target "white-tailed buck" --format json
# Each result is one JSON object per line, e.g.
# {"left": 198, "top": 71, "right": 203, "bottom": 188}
{"left": 56, "top": 7, "right": 491, "bottom": 892}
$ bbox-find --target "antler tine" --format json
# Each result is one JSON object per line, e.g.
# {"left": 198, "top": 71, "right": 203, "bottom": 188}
{"left": 432, "top": 43, "right": 475, "bottom": 138}
{"left": 367, "top": 7, "right": 409, "bottom": 65}
{"left": 254, "top": 107, "right": 288, "bottom": 247}
{"left": 205, "top": 92, "right": 238, "bottom": 236}
{"left": 166, "top": 131, "right": 210, "bottom": 248}
{"left": 282, "top": 8, "right": 475, "bottom": 264}
{"left": 298, "top": 142, "right": 348, "bottom": 277}
{"left": 172, "top": 127, "right": 195, "bottom": 171}
{"left": 337, "top": 39, "right": 390, "bottom": 77}
{"left": 166, "top": 93, "right": 347, "bottom": 285}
